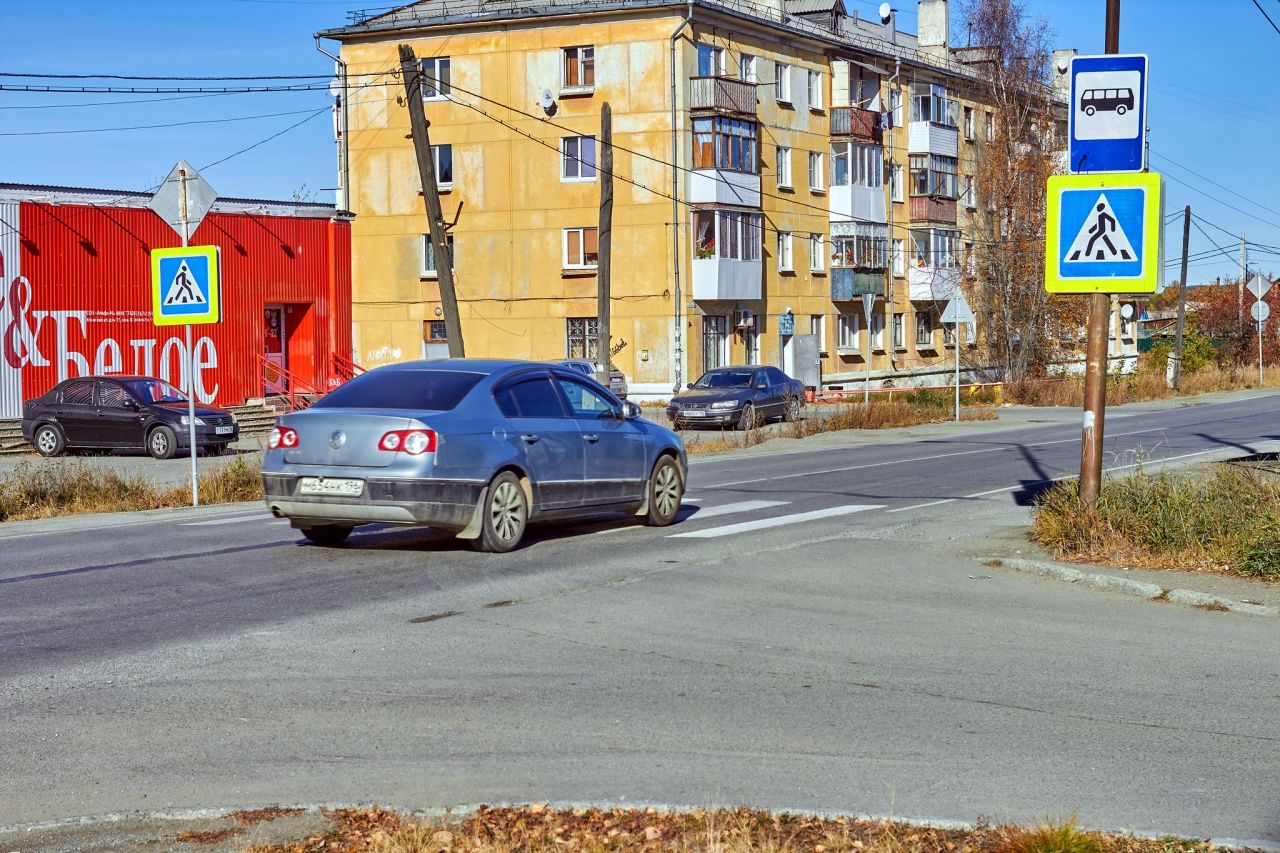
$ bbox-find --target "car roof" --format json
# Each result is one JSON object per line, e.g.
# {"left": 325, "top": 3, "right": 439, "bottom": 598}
{"left": 57, "top": 375, "right": 162, "bottom": 384}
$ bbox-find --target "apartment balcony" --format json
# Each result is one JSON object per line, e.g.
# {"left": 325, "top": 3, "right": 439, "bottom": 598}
{"left": 909, "top": 195, "right": 957, "bottom": 224}
{"left": 830, "top": 107, "right": 883, "bottom": 142}
{"left": 691, "top": 257, "right": 762, "bottom": 301}
{"left": 830, "top": 184, "right": 886, "bottom": 224}
{"left": 830, "top": 268, "right": 884, "bottom": 301}
{"left": 689, "top": 170, "right": 761, "bottom": 207}
{"left": 689, "top": 76, "right": 757, "bottom": 116}
{"left": 907, "top": 264, "right": 962, "bottom": 302}
{"left": 907, "top": 121, "right": 959, "bottom": 157}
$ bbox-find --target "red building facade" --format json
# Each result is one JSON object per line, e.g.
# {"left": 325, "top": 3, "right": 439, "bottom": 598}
{"left": 0, "top": 184, "right": 353, "bottom": 419}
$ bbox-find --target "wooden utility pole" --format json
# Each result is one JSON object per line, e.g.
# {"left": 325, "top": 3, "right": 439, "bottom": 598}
{"left": 399, "top": 44, "right": 465, "bottom": 358}
{"left": 1172, "top": 205, "right": 1191, "bottom": 390}
{"left": 1079, "top": 0, "right": 1122, "bottom": 505}
{"left": 596, "top": 102, "right": 613, "bottom": 383}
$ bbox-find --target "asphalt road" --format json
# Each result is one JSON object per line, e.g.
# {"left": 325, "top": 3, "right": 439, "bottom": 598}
{"left": 2, "top": 390, "right": 1278, "bottom": 845}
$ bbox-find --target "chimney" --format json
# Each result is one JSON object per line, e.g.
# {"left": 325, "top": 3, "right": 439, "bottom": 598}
{"left": 917, "top": 0, "right": 949, "bottom": 63}
{"left": 1052, "top": 49, "right": 1078, "bottom": 94}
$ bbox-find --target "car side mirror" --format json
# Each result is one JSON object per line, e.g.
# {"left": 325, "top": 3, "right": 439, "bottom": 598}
{"left": 121, "top": 399, "right": 138, "bottom": 410}
{"left": 756, "top": 382, "right": 768, "bottom": 391}
{"left": 623, "top": 401, "right": 642, "bottom": 420}
{"left": 686, "top": 383, "right": 694, "bottom": 390}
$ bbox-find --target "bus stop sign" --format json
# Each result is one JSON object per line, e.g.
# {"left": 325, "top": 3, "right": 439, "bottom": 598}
{"left": 1068, "top": 53, "right": 1148, "bottom": 174}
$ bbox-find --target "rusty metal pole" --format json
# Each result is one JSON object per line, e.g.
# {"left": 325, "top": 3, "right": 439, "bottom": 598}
{"left": 1079, "top": 0, "right": 1122, "bottom": 505}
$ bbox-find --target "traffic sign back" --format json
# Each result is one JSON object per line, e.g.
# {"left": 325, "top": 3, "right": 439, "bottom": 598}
{"left": 1247, "top": 274, "right": 1272, "bottom": 300}
{"left": 1045, "top": 172, "right": 1163, "bottom": 294}
{"left": 1068, "top": 54, "right": 1148, "bottom": 174}
{"left": 151, "top": 246, "right": 221, "bottom": 326}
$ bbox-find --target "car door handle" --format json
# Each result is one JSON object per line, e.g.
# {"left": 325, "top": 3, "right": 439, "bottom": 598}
{"left": 520, "top": 433, "right": 539, "bottom": 444}
{"left": 582, "top": 434, "right": 600, "bottom": 443}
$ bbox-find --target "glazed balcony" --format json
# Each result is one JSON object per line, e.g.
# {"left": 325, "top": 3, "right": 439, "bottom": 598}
{"left": 830, "top": 107, "right": 883, "bottom": 143}
{"left": 689, "top": 76, "right": 757, "bottom": 116}
{"left": 691, "top": 257, "right": 762, "bottom": 301}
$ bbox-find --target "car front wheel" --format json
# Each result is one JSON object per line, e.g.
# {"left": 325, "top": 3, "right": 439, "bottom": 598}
{"left": 737, "top": 403, "right": 757, "bottom": 431}
{"left": 645, "top": 456, "right": 684, "bottom": 527}
{"left": 471, "top": 471, "right": 528, "bottom": 553}
{"left": 148, "top": 425, "right": 177, "bottom": 460}
{"left": 34, "top": 424, "right": 65, "bottom": 457}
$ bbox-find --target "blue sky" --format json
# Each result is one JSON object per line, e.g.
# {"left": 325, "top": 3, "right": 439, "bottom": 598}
{"left": 1, "top": 0, "right": 1277, "bottom": 284}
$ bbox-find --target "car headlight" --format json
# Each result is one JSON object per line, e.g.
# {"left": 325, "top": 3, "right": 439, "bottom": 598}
{"left": 710, "top": 400, "right": 738, "bottom": 409}
{"left": 180, "top": 415, "right": 207, "bottom": 426}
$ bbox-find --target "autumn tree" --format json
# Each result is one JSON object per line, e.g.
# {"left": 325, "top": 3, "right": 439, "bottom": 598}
{"left": 1188, "top": 278, "right": 1280, "bottom": 367}
{"left": 959, "top": 0, "right": 1079, "bottom": 380}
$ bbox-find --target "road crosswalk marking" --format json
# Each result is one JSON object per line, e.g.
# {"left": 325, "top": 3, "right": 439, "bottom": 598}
{"left": 686, "top": 500, "right": 789, "bottom": 520}
{"left": 669, "top": 504, "right": 885, "bottom": 539}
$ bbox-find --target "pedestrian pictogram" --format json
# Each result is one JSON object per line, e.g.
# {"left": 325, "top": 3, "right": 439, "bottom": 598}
{"left": 151, "top": 245, "right": 221, "bottom": 326}
{"left": 1064, "top": 194, "right": 1135, "bottom": 262}
{"left": 1045, "top": 172, "right": 1163, "bottom": 294}
{"left": 162, "top": 260, "right": 208, "bottom": 306}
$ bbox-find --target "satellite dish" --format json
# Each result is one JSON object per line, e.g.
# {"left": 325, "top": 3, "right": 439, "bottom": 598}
{"left": 539, "top": 89, "right": 556, "bottom": 111}
{"left": 1055, "top": 57, "right": 1070, "bottom": 74}
{"left": 1120, "top": 303, "right": 1134, "bottom": 319}
{"left": 879, "top": 2, "right": 892, "bottom": 23}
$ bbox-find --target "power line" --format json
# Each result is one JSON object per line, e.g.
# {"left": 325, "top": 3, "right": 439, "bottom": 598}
{"left": 0, "top": 107, "right": 328, "bottom": 137}
{"left": 200, "top": 108, "right": 330, "bottom": 171}
{"left": 1189, "top": 217, "right": 1247, "bottom": 273}
{"left": 0, "top": 90, "right": 311, "bottom": 110}
{"left": 0, "top": 71, "right": 335, "bottom": 81}
{"left": 1159, "top": 170, "right": 1280, "bottom": 232}
{"left": 1250, "top": 0, "right": 1280, "bottom": 35}
{"left": 1150, "top": 151, "right": 1280, "bottom": 220}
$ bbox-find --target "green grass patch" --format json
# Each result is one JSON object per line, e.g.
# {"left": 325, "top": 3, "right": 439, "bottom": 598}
{"left": 1032, "top": 465, "right": 1280, "bottom": 579}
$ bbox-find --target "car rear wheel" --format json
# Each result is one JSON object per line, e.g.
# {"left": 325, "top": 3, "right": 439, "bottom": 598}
{"left": 301, "top": 525, "right": 353, "bottom": 546}
{"left": 737, "top": 403, "right": 757, "bottom": 431}
{"left": 470, "top": 471, "right": 528, "bottom": 553}
{"left": 782, "top": 396, "right": 802, "bottom": 422}
{"left": 645, "top": 456, "right": 684, "bottom": 527}
{"left": 147, "top": 425, "right": 177, "bottom": 460}
{"left": 34, "top": 424, "right": 65, "bottom": 457}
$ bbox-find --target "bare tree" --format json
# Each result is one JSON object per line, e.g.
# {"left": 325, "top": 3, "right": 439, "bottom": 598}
{"left": 960, "top": 0, "right": 1077, "bottom": 380}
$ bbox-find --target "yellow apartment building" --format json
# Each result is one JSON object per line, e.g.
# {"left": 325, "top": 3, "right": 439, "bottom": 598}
{"left": 320, "top": 0, "right": 1030, "bottom": 397}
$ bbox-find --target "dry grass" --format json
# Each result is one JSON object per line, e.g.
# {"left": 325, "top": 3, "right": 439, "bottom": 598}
{"left": 241, "top": 806, "right": 1216, "bottom": 853}
{"left": 1005, "top": 364, "right": 1280, "bottom": 408}
{"left": 0, "top": 455, "right": 262, "bottom": 522}
{"left": 1032, "top": 465, "right": 1280, "bottom": 580}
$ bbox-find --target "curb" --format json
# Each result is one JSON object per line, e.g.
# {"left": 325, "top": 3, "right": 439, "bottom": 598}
{"left": 986, "top": 558, "right": 1278, "bottom": 618}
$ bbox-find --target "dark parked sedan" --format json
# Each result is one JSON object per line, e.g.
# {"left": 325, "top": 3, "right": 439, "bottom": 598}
{"left": 666, "top": 365, "right": 804, "bottom": 430}
{"left": 21, "top": 376, "right": 239, "bottom": 459}
{"left": 261, "top": 359, "right": 687, "bottom": 552}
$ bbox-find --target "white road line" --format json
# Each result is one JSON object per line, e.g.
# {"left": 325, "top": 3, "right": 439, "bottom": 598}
{"left": 184, "top": 514, "right": 283, "bottom": 526}
{"left": 886, "top": 498, "right": 957, "bottom": 513}
{"left": 687, "top": 500, "right": 789, "bottom": 519}
{"left": 681, "top": 496, "right": 703, "bottom": 502}
{"left": 670, "top": 504, "right": 884, "bottom": 539}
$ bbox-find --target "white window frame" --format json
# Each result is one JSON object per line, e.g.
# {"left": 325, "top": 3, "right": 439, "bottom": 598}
{"left": 777, "top": 231, "right": 793, "bottom": 272}
{"left": 432, "top": 144, "right": 453, "bottom": 190}
{"left": 892, "top": 312, "right": 906, "bottom": 350}
{"left": 963, "top": 175, "right": 976, "bottom": 209}
{"left": 775, "top": 62, "right": 792, "bottom": 104}
{"left": 837, "top": 313, "right": 861, "bottom": 351}
{"left": 891, "top": 238, "right": 905, "bottom": 278}
{"left": 871, "top": 311, "right": 886, "bottom": 350}
{"left": 808, "top": 69, "right": 824, "bottom": 111}
{"left": 562, "top": 227, "right": 599, "bottom": 269}
{"left": 561, "top": 45, "right": 595, "bottom": 93}
{"left": 810, "top": 314, "right": 826, "bottom": 352}
{"left": 776, "top": 145, "right": 792, "bottom": 189}
{"left": 810, "top": 233, "right": 824, "bottom": 272}
{"left": 888, "top": 87, "right": 903, "bottom": 128}
{"left": 963, "top": 106, "right": 975, "bottom": 140}
{"left": 915, "top": 310, "right": 935, "bottom": 347}
{"left": 420, "top": 57, "right": 451, "bottom": 100}
{"left": 697, "top": 44, "right": 726, "bottom": 77}
{"left": 808, "top": 151, "right": 824, "bottom": 192}
{"left": 421, "top": 233, "right": 455, "bottom": 278}
{"left": 890, "top": 163, "right": 904, "bottom": 202}
{"left": 739, "top": 53, "right": 757, "bottom": 83}
{"left": 831, "top": 141, "right": 883, "bottom": 189}
{"left": 561, "top": 135, "right": 597, "bottom": 182}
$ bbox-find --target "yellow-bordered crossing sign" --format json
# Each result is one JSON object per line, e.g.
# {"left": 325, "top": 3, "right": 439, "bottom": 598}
{"left": 1045, "top": 172, "right": 1162, "bottom": 294}
{"left": 151, "top": 245, "right": 221, "bottom": 325}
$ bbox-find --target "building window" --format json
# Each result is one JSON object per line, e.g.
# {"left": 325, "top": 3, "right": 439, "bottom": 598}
{"left": 892, "top": 238, "right": 905, "bottom": 277}
{"left": 420, "top": 57, "right": 451, "bottom": 99}
{"left": 810, "top": 233, "right": 824, "bottom": 272}
{"left": 871, "top": 311, "right": 886, "bottom": 349}
{"left": 831, "top": 225, "right": 888, "bottom": 269}
{"left": 562, "top": 46, "right": 595, "bottom": 91}
{"left": 985, "top": 111, "right": 995, "bottom": 140}
{"left": 566, "top": 317, "right": 599, "bottom": 360}
{"left": 703, "top": 315, "right": 729, "bottom": 370}
{"left": 943, "top": 321, "right": 957, "bottom": 347}
{"left": 888, "top": 87, "right": 903, "bottom": 128}
{"left": 837, "top": 313, "right": 861, "bottom": 350}
{"left": 775, "top": 62, "right": 792, "bottom": 103}
{"left": 831, "top": 141, "right": 883, "bottom": 188}
{"left": 909, "top": 154, "right": 958, "bottom": 198}
{"left": 808, "top": 151, "right": 824, "bottom": 191}
{"left": 909, "top": 228, "right": 959, "bottom": 269}
{"left": 915, "top": 310, "right": 935, "bottom": 347}
{"left": 692, "top": 209, "right": 762, "bottom": 261}
{"left": 563, "top": 227, "right": 598, "bottom": 269}
{"left": 810, "top": 314, "right": 825, "bottom": 352}
{"left": 743, "top": 315, "right": 761, "bottom": 364}
{"left": 432, "top": 144, "right": 453, "bottom": 188}
{"left": 697, "top": 44, "right": 726, "bottom": 77}
{"left": 910, "top": 82, "right": 955, "bottom": 127}
{"left": 893, "top": 312, "right": 905, "bottom": 349}
{"left": 775, "top": 145, "right": 792, "bottom": 188}
{"left": 962, "top": 175, "right": 976, "bottom": 208}
{"left": 777, "top": 231, "right": 793, "bottom": 271}
{"left": 692, "top": 116, "right": 758, "bottom": 173}
{"left": 421, "top": 233, "right": 454, "bottom": 278}
{"left": 808, "top": 69, "right": 823, "bottom": 110}
{"left": 427, "top": 320, "right": 448, "bottom": 342}
{"left": 739, "top": 53, "right": 757, "bottom": 83}
{"left": 963, "top": 106, "right": 975, "bottom": 140}
{"left": 890, "top": 163, "right": 904, "bottom": 202}
{"left": 561, "top": 136, "right": 597, "bottom": 181}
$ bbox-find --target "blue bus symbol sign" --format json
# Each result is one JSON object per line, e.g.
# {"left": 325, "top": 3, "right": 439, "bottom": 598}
{"left": 1068, "top": 54, "right": 1148, "bottom": 174}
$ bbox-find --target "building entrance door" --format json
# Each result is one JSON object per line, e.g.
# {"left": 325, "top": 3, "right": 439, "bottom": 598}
{"left": 264, "top": 306, "right": 287, "bottom": 395}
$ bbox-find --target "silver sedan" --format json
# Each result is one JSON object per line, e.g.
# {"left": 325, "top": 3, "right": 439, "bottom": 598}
{"left": 261, "top": 359, "right": 687, "bottom": 552}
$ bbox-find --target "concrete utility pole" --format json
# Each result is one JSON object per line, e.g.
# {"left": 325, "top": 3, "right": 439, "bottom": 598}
{"left": 1078, "top": 0, "right": 1122, "bottom": 505}
{"left": 597, "top": 102, "right": 614, "bottom": 384}
{"left": 399, "top": 44, "right": 465, "bottom": 358}
{"left": 1239, "top": 231, "right": 1247, "bottom": 334}
{"left": 1172, "top": 204, "right": 1191, "bottom": 390}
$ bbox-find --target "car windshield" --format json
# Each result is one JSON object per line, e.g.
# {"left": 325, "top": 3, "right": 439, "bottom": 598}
{"left": 694, "top": 370, "right": 753, "bottom": 389}
{"left": 312, "top": 369, "right": 484, "bottom": 410}
{"left": 124, "top": 379, "right": 187, "bottom": 404}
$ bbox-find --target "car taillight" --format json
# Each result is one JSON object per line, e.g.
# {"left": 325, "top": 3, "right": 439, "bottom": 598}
{"left": 268, "top": 426, "right": 299, "bottom": 449}
{"left": 377, "top": 429, "right": 437, "bottom": 455}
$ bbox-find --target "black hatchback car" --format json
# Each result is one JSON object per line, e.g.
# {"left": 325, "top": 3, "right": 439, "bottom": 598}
{"left": 666, "top": 365, "right": 805, "bottom": 430}
{"left": 22, "top": 376, "right": 239, "bottom": 459}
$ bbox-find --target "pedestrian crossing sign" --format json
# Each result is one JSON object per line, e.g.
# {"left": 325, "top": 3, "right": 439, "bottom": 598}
{"left": 151, "top": 245, "right": 221, "bottom": 325}
{"left": 1045, "top": 172, "right": 1162, "bottom": 294}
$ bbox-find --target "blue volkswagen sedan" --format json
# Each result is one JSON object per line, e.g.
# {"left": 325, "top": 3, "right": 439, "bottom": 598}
{"left": 261, "top": 359, "right": 687, "bottom": 552}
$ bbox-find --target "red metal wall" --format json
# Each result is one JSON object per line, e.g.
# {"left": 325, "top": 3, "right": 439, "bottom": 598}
{"left": 0, "top": 200, "right": 352, "bottom": 416}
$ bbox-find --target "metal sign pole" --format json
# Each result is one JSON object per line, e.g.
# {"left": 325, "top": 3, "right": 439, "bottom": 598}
{"left": 179, "top": 168, "right": 199, "bottom": 508}
{"left": 954, "top": 324, "right": 960, "bottom": 422}
{"left": 862, "top": 292, "right": 874, "bottom": 408}
{"left": 1260, "top": 316, "right": 1265, "bottom": 386}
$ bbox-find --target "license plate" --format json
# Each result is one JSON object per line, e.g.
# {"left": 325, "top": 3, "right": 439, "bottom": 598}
{"left": 215, "top": 425, "right": 234, "bottom": 435}
{"left": 683, "top": 410, "right": 706, "bottom": 417}
{"left": 299, "top": 477, "right": 364, "bottom": 497}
